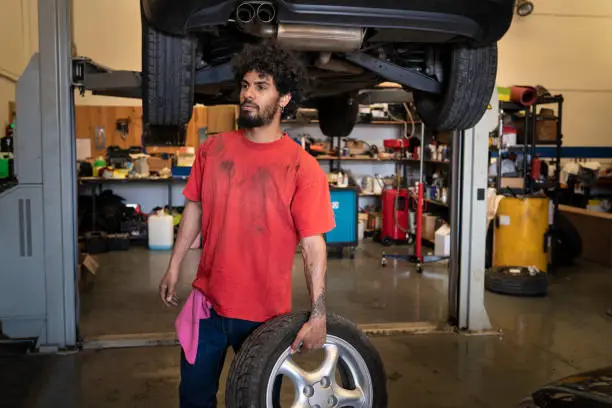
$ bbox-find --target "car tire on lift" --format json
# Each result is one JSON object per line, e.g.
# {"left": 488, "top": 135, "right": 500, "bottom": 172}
{"left": 141, "top": 9, "right": 196, "bottom": 145}
{"left": 315, "top": 93, "right": 359, "bottom": 137}
{"left": 414, "top": 43, "right": 498, "bottom": 131}
{"left": 225, "top": 312, "right": 388, "bottom": 408}
{"left": 485, "top": 266, "right": 549, "bottom": 297}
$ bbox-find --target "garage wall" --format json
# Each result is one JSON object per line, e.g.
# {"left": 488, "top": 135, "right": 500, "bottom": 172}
{"left": 0, "top": 80, "right": 15, "bottom": 128}
{"left": 497, "top": 0, "right": 612, "bottom": 147}
{"left": 72, "top": 0, "right": 142, "bottom": 106}
{"left": 0, "top": 0, "right": 38, "bottom": 127}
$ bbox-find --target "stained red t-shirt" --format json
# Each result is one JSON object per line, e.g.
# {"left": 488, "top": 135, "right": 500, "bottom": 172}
{"left": 182, "top": 130, "right": 336, "bottom": 322}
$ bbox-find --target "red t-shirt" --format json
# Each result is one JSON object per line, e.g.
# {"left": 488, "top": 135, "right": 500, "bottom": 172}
{"left": 182, "top": 130, "right": 336, "bottom": 322}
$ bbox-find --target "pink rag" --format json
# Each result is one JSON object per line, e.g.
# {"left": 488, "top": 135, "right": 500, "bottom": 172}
{"left": 175, "top": 289, "right": 212, "bottom": 365}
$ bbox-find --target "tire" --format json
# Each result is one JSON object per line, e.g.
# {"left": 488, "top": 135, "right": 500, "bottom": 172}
{"left": 518, "top": 397, "right": 539, "bottom": 408}
{"left": 315, "top": 94, "right": 359, "bottom": 137}
{"left": 141, "top": 12, "right": 196, "bottom": 145}
{"left": 485, "top": 267, "right": 548, "bottom": 297}
{"left": 226, "top": 312, "right": 388, "bottom": 408}
{"left": 552, "top": 213, "right": 582, "bottom": 266}
{"left": 414, "top": 43, "right": 498, "bottom": 131}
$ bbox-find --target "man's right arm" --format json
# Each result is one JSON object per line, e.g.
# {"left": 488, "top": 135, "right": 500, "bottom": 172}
{"left": 168, "top": 199, "right": 202, "bottom": 272}
{"left": 159, "top": 199, "right": 202, "bottom": 306}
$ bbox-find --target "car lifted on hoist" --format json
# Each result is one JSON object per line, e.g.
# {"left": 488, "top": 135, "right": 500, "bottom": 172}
{"left": 140, "top": 0, "right": 516, "bottom": 144}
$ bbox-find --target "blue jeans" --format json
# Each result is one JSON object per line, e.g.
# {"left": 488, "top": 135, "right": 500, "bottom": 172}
{"left": 179, "top": 309, "right": 263, "bottom": 408}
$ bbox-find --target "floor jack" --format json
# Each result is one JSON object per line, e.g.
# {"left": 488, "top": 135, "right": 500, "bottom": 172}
{"left": 380, "top": 126, "right": 450, "bottom": 273}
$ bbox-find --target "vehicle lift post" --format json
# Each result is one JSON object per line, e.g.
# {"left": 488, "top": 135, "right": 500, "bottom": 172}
{"left": 380, "top": 90, "right": 499, "bottom": 332}
{"left": 0, "top": 0, "right": 78, "bottom": 350}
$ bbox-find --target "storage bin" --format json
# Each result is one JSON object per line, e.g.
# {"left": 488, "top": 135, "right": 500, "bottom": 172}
{"left": 148, "top": 210, "right": 174, "bottom": 250}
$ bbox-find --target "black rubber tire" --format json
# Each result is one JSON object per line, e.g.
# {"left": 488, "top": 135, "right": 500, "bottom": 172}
{"left": 552, "top": 213, "right": 582, "bottom": 267}
{"left": 315, "top": 93, "right": 359, "bottom": 137}
{"left": 485, "top": 268, "right": 549, "bottom": 297}
{"left": 414, "top": 43, "right": 498, "bottom": 131}
{"left": 226, "top": 312, "right": 388, "bottom": 408}
{"left": 141, "top": 12, "right": 196, "bottom": 144}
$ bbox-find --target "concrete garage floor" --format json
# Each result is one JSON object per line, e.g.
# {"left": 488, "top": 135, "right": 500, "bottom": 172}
{"left": 79, "top": 243, "right": 449, "bottom": 338}
{"left": 4, "top": 249, "right": 611, "bottom": 407}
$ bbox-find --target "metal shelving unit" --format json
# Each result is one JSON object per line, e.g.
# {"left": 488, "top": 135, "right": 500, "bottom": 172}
{"left": 496, "top": 94, "right": 565, "bottom": 270}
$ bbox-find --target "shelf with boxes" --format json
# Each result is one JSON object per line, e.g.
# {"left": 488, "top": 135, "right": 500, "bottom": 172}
{"left": 292, "top": 122, "right": 453, "bottom": 247}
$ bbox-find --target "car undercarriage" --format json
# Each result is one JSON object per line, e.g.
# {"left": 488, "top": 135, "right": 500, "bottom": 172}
{"left": 140, "top": 0, "right": 514, "bottom": 143}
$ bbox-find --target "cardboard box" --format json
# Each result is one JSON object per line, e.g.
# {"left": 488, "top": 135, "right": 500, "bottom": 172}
{"left": 367, "top": 212, "right": 381, "bottom": 230}
{"left": 435, "top": 224, "right": 451, "bottom": 257}
{"left": 149, "top": 156, "right": 173, "bottom": 172}
{"left": 207, "top": 105, "right": 237, "bottom": 133}
{"left": 422, "top": 214, "right": 437, "bottom": 242}
{"left": 535, "top": 118, "right": 558, "bottom": 143}
{"left": 78, "top": 253, "right": 99, "bottom": 292}
{"left": 501, "top": 177, "right": 524, "bottom": 190}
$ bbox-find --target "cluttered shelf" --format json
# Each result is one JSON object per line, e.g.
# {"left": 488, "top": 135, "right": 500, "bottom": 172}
{"left": 282, "top": 120, "right": 419, "bottom": 126}
{"left": 500, "top": 95, "right": 564, "bottom": 112}
{"left": 78, "top": 176, "right": 189, "bottom": 185}
{"left": 358, "top": 194, "right": 449, "bottom": 209}
{"left": 315, "top": 155, "right": 450, "bottom": 165}
{"left": 425, "top": 198, "right": 449, "bottom": 207}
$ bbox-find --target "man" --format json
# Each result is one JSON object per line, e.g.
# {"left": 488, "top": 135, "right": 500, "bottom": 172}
{"left": 158, "top": 41, "right": 336, "bottom": 408}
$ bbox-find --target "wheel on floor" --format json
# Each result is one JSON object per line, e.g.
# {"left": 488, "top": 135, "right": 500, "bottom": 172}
{"left": 485, "top": 266, "right": 548, "bottom": 297}
{"left": 416, "top": 264, "right": 423, "bottom": 274}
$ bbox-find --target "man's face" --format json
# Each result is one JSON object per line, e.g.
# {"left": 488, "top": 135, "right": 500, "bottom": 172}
{"left": 238, "top": 71, "right": 281, "bottom": 129}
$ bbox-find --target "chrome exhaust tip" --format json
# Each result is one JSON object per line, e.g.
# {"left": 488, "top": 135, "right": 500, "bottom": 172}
{"left": 236, "top": 2, "right": 256, "bottom": 24}
{"left": 256, "top": 3, "right": 276, "bottom": 24}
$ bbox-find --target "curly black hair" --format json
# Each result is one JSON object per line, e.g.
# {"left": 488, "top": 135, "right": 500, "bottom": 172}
{"left": 232, "top": 41, "right": 308, "bottom": 104}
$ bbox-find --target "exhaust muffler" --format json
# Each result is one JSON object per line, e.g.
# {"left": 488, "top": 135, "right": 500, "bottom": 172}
{"left": 236, "top": 2, "right": 364, "bottom": 52}
{"left": 275, "top": 25, "right": 364, "bottom": 52}
{"left": 239, "top": 23, "right": 364, "bottom": 52}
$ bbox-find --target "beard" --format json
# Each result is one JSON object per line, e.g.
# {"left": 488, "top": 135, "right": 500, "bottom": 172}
{"left": 237, "top": 99, "right": 280, "bottom": 129}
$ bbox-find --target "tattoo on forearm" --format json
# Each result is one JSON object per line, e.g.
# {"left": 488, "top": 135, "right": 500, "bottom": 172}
{"left": 312, "top": 290, "right": 326, "bottom": 318}
{"left": 303, "top": 243, "right": 327, "bottom": 320}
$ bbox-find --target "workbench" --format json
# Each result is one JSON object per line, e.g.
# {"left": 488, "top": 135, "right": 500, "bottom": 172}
{"left": 560, "top": 204, "right": 612, "bottom": 266}
{"left": 78, "top": 177, "right": 189, "bottom": 229}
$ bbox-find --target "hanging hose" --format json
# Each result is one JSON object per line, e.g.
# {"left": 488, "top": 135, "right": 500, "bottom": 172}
{"left": 403, "top": 103, "right": 416, "bottom": 139}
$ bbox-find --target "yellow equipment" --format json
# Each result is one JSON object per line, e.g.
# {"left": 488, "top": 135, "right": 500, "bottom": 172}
{"left": 493, "top": 196, "right": 551, "bottom": 272}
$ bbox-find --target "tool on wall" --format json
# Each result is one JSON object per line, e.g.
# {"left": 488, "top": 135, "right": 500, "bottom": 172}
{"left": 94, "top": 126, "right": 106, "bottom": 150}
{"left": 116, "top": 118, "right": 131, "bottom": 141}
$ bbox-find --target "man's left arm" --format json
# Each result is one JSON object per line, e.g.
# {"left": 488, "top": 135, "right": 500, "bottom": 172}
{"left": 289, "top": 160, "right": 336, "bottom": 353}
{"left": 291, "top": 234, "right": 328, "bottom": 352}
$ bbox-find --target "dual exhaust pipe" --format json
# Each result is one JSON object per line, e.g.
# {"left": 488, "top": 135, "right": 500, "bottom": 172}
{"left": 236, "top": 1, "right": 276, "bottom": 24}
{"left": 235, "top": 1, "right": 364, "bottom": 53}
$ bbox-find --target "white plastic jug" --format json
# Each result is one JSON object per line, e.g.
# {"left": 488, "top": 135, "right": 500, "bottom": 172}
{"left": 148, "top": 210, "right": 174, "bottom": 250}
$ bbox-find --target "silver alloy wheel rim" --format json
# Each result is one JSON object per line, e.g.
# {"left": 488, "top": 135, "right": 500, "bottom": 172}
{"left": 265, "top": 334, "right": 373, "bottom": 408}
